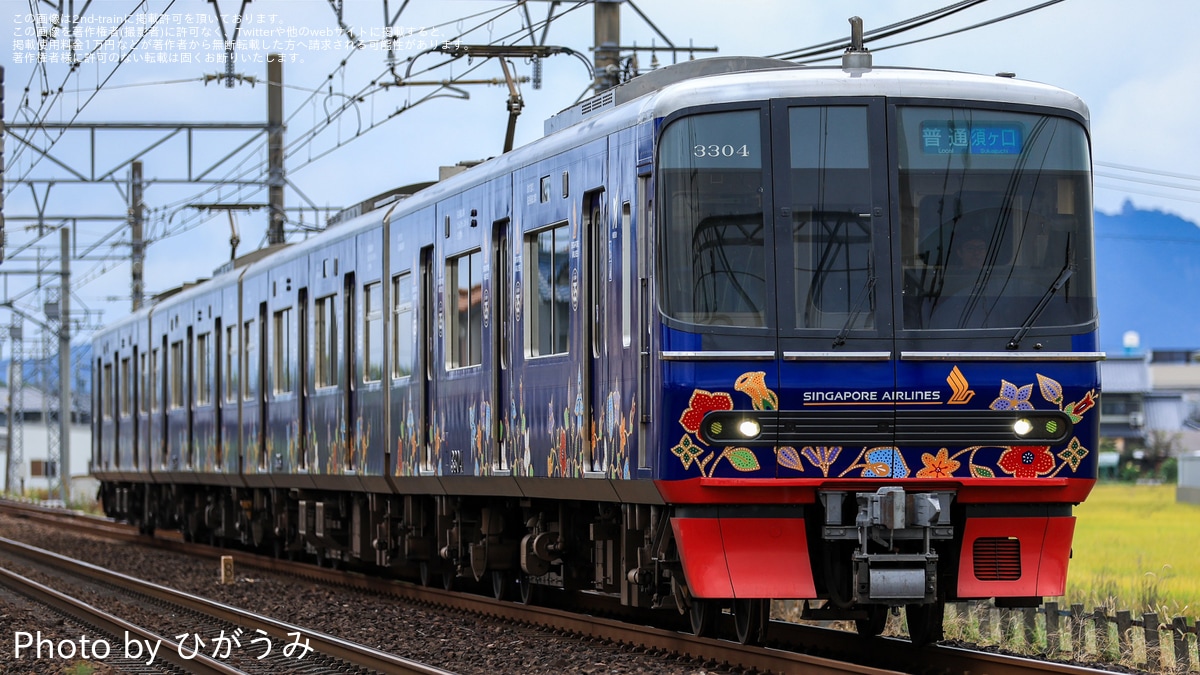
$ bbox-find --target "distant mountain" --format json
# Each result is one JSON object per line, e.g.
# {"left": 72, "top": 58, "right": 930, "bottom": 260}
{"left": 1095, "top": 202, "right": 1200, "bottom": 354}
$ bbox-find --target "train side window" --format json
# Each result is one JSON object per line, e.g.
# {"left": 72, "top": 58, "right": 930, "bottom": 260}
{"left": 392, "top": 272, "right": 413, "bottom": 379}
{"left": 225, "top": 325, "right": 238, "bottom": 402}
{"left": 526, "top": 222, "right": 570, "bottom": 356}
{"left": 273, "top": 307, "right": 294, "bottom": 393}
{"left": 446, "top": 250, "right": 483, "bottom": 369}
{"left": 102, "top": 363, "right": 113, "bottom": 420}
{"left": 120, "top": 356, "right": 131, "bottom": 417}
{"left": 316, "top": 295, "right": 338, "bottom": 387}
{"left": 364, "top": 281, "right": 383, "bottom": 382}
{"left": 140, "top": 351, "right": 149, "bottom": 414}
{"left": 196, "top": 332, "right": 211, "bottom": 405}
{"left": 150, "top": 347, "right": 160, "bottom": 412}
{"left": 170, "top": 341, "right": 184, "bottom": 409}
{"left": 242, "top": 320, "right": 255, "bottom": 401}
{"left": 621, "top": 202, "right": 632, "bottom": 348}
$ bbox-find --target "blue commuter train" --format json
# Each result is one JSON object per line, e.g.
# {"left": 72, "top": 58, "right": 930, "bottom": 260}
{"left": 93, "top": 54, "right": 1100, "bottom": 645}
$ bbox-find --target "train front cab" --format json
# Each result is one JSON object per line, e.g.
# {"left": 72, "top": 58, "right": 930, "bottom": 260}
{"left": 649, "top": 85, "right": 1099, "bottom": 641}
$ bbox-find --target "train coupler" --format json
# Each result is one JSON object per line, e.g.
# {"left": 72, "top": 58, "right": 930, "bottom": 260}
{"left": 821, "top": 487, "right": 954, "bottom": 604}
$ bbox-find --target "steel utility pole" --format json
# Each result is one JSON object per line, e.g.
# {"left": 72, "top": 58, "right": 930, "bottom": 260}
{"left": 1, "top": 64, "right": 6, "bottom": 264}
{"left": 130, "top": 161, "right": 145, "bottom": 311}
{"left": 593, "top": 0, "right": 621, "bottom": 92}
{"left": 6, "top": 320, "right": 23, "bottom": 496}
{"left": 58, "top": 226, "right": 70, "bottom": 505}
{"left": 267, "top": 54, "right": 286, "bottom": 246}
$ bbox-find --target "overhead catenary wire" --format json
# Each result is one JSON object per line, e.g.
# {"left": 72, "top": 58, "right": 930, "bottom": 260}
{"left": 146, "top": 2, "right": 592, "bottom": 246}
{"left": 767, "top": 0, "right": 989, "bottom": 61}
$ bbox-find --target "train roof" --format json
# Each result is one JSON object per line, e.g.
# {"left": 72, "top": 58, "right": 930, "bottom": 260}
{"left": 547, "top": 57, "right": 1089, "bottom": 135}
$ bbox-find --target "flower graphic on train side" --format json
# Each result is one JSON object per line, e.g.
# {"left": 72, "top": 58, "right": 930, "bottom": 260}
{"left": 671, "top": 435, "right": 705, "bottom": 470}
{"left": 1065, "top": 391, "right": 1096, "bottom": 423}
{"left": 997, "top": 445, "right": 1056, "bottom": 478}
{"left": 671, "top": 373, "right": 772, "bottom": 477}
{"left": 990, "top": 380, "right": 1035, "bottom": 411}
{"left": 916, "top": 448, "right": 961, "bottom": 478}
{"left": 1058, "top": 437, "right": 1089, "bottom": 472}
{"left": 734, "top": 371, "right": 778, "bottom": 411}
{"left": 678, "top": 389, "right": 734, "bottom": 433}
{"left": 841, "top": 446, "right": 910, "bottom": 478}
{"left": 800, "top": 446, "right": 842, "bottom": 476}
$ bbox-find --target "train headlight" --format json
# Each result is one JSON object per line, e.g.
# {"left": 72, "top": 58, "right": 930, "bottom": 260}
{"left": 1013, "top": 418, "right": 1034, "bottom": 437}
{"left": 738, "top": 419, "right": 761, "bottom": 438}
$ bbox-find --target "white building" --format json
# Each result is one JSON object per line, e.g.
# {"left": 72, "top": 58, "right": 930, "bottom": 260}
{"left": 0, "top": 387, "right": 97, "bottom": 502}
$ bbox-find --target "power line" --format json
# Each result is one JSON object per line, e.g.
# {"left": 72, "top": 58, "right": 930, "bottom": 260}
{"left": 769, "top": 0, "right": 988, "bottom": 61}
{"left": 149, "top": 2, "right": 590, "bottom": 244}
{"left": 772, "top": 0, "right": 1068, "bottom": 66}
{"left": 1096, "top": 161, "right": 1200, "bottom": 183}
{"left": 1095, "top": 172, "right": 1200, "bottom": 194}
{"left": 823, "top": 0, "right": 1068, "bottom": 64}
{"left": 7, "top": 0, "right": 177, "bottom": 192}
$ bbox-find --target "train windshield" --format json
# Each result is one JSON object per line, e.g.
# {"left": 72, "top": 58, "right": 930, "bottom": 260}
{"left": 897, "top": 106, "right": 1094, "bottom": 331}
{"left": 657, "top": 109, "right": 768, "bottom": 328}
{"left": 657, "top": 103, "right": 1094, "bottom": 335}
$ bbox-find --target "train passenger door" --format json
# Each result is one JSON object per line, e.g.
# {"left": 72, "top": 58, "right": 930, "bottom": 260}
{"left": 213, "top": 322, "right": 222, "bottom": 470}
{"left": 344, "top": 273, "right": 357, "bottom": 471}
{"left": 491, "top": 221, "right": 510, "bottom": 471}
{"left": 297, "top": 289, "right": 309, "bottom": 470}
{"left": 584, "top": 190, "right": 606, "bottom": 473}
{"left": 258, "top": 302, "right": 269, "bottom": 471}
{"left": 419, "top": 246, "right": 435, "bottom": 472}
{"left": 769, "top": 99, "right": 896, "bottom": 476}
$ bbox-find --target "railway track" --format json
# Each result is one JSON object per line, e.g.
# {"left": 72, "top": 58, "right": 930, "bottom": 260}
{"left": 0, "top": 528, "right": 454, "bottom": 674}
{"left": 0, "top": 500, "right": 1128, "bottom": 675}
{"left": 0, "top": 565, "right": 242, "bottom": 674}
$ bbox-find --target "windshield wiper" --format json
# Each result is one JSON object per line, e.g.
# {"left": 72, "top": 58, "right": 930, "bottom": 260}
{"left": 833, "top": 273, "right": 876, "bottom": 348}
{"left": 1006, "top": 263, "right": 1074, "bottom": 350}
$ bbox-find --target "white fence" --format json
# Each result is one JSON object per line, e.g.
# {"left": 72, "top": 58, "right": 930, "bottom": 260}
{"left": 1179, "top": 453, "right": 1200, "bottom": 504}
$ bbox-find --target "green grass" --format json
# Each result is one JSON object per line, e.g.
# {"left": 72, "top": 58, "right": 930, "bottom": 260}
{"left": 1065, "top": 483, "right": 1200, "bottom": 616}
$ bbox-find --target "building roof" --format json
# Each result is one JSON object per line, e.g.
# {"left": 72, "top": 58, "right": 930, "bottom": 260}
{"left": 1100, "top": 355, "right": 1152, "bottom": 393}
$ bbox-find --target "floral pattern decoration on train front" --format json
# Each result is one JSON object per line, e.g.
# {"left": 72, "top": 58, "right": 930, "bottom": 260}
{"left": 671, "top": 372, "right": 1098, "bottom": 480}
{"left": 912, "top": 373, "right": 1097, "bottom": 479}
{"left": 671, "top": 373, "right": 775, "bottom": 477}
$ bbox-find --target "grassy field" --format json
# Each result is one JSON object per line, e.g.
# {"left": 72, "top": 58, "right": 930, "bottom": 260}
{"left": 1065, "top": 483, "right": 1200, "bottom": 615}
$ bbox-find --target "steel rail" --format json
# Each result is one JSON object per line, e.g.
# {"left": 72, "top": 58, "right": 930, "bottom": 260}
{"left": 0, "top": 536, "right": 456, "bottom": 675}
{"left": 0, "top": 565, "right": 247, "bottom": 675}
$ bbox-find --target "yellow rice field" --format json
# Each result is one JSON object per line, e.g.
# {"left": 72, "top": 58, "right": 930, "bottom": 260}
{"left": 1064, "top": 483, "right": 1200, "bottom": 615}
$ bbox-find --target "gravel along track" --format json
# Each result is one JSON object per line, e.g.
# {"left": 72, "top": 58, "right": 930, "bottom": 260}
{"left": 0, "top": 515, "right": 734, "bottom": 674}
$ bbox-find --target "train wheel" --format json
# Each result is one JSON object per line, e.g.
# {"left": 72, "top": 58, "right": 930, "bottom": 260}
{"left": 905, "top": 601, "right": 945, "bottom": 645}
{"left": 855, "top": 606, "right": 888, "bottom": 637}
{"left": 442, "top": 570, "right": 456, "bottom": 591}
{"left": 491, "top": 571, "right": 510, "bottom": 601}
{"left": 689, "top": 599, "right": 718, "bottom": 638}
{"left": 517, "top": 573, "right": 539, "bottom": 605}
{"left": 419, "top": 562, "right": 434, "bottom": 587}
{"left": 732, "top": 599, "right": 767, "bottom": 645}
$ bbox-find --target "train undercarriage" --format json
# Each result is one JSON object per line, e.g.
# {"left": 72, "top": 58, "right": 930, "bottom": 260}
{"left": 101, "top": 481, "right": 1009, "bottom": 645}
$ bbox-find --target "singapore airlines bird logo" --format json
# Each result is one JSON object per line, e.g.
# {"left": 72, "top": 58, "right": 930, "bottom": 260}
{"left": 947, "top": 366, "right": 975, "bottom": 404}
